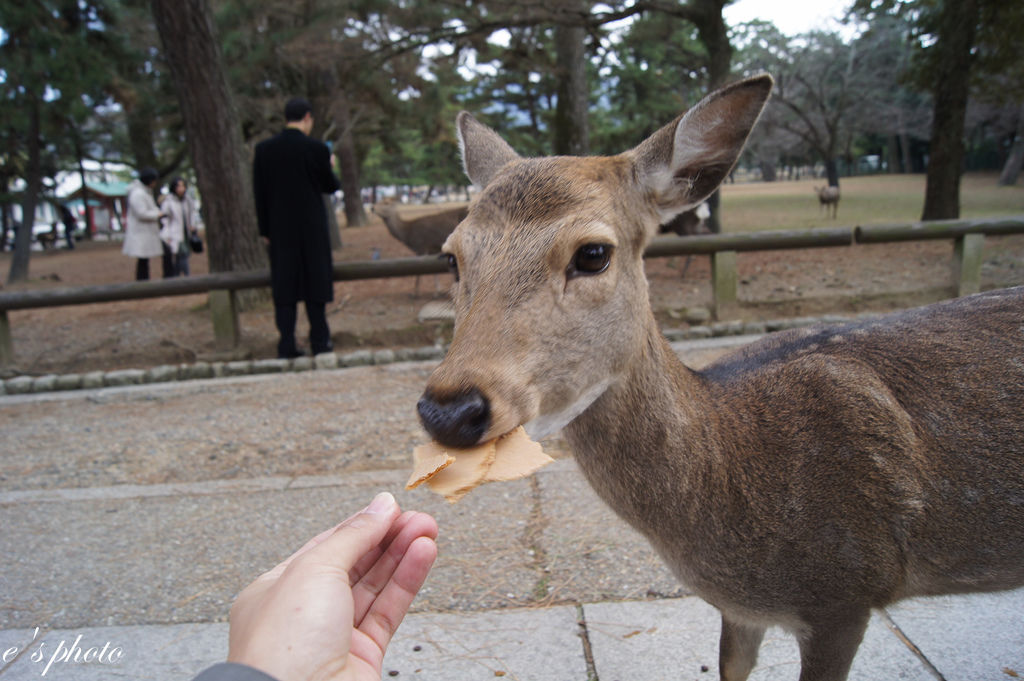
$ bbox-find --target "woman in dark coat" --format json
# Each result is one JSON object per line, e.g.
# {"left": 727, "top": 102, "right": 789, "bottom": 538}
{"left": 253, "top": 97, "right": 341, "bottom": 358}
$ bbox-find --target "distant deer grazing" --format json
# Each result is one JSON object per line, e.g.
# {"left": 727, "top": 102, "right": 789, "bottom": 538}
{"left": 371, "top": 200, "right": 468, "bottom": 296}
{"left": 659, "top": 202, "right": 710, "bottom": 277}
{"left": 815, "top": 184, "right": 840, "bottom": 218}
{"left": 660, "top": 201, "right": 711, "bottom": 236}
{"left": 416, "top": 75, "right": 1024, "bottom": 681}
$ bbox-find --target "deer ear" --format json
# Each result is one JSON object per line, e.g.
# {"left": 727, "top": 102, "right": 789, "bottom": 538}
{"left": 631, "top": 74, "right": 773, "bottom": 223}
{"left": 456, "top": 112, "right": 521, "bottom": 189}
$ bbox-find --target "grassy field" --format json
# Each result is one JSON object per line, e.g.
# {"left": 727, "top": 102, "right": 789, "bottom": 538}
{"left": 718, "top": 172, "right": 1024, "bottom": 233}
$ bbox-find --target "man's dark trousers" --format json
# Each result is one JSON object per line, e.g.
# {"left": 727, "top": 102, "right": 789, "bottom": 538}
{"left": 275, "top": 301, "right": 330, "bottom": 357}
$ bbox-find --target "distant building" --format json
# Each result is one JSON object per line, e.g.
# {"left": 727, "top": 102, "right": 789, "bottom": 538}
{"left": 66, "top": 180, "right": 132, "bottom": 237}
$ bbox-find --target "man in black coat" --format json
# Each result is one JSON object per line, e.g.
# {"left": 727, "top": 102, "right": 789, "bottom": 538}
{"left": 253, "top": 98, "right": 341, "bottom": 358}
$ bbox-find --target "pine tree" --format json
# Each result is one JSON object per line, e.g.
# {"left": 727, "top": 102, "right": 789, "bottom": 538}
{"left": 150, "top": 0, "right": 268, "bottom": 281}
{"left": 0, "top": 0, "right": 119, "bottom": 283}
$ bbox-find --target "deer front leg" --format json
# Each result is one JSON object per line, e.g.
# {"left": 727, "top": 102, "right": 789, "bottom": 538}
{"left": 796, "top": 609, "right": 870, "bottom": 681}
{"left": 719, "top": 614, "right": 766, "bottom": 681}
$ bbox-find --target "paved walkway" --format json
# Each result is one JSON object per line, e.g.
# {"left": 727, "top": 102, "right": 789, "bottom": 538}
{"left": 0, "top": 336, "right": 1021, "bottom": 681}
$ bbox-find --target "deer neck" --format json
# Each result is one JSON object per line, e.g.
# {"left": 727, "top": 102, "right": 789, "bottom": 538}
{"left": 380, "top": 211, "right": 406, "bottom": 240}
{"left": 563, "top": 318, "right": 722, "bottom": 541}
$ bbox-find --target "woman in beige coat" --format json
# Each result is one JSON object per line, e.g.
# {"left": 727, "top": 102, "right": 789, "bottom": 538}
{"left": 160, "top": 177, "right": 200, "bottom": 277}
{"left": 122, "top": 167, "right": 164, "bottom": 280}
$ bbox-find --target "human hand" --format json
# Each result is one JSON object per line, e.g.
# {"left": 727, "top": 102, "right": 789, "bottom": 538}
{"left": 227, "top": 492, "right": 438, "bottom": 681}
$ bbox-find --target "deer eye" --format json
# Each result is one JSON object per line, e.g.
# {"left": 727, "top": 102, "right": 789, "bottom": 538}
{"left": 443, "top": 253, "right": 459, "bottom": 282}
{"left": 568, "top": 243, "right": 612, "bottom": 278}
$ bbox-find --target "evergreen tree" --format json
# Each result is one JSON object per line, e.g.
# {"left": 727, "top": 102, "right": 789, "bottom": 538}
{"left": 0, "top": 0, "right": 120, "bottom": 283}
{"left": 150, "top": 0, "right": 268, "bottom": 282}
{"left": 853, "top": 0, "right": 1024, "bottom": 217}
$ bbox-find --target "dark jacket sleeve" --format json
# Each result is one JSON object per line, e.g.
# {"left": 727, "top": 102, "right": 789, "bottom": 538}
{"left": 315, "top": 142, "right": 341, "bottom": 195}
{"left": 191, "top": 662, "right": 280, "bottom": 681}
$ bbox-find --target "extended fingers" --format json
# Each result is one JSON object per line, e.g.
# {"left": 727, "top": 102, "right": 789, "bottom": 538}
{"left": 351, "top": 511, "right": 439, "bottom": 626}
{"left": 349, "top": 535, "right": 438, "bottom": 666}
{"left": 348, "top": 510, "right": 420, "bottom": 584}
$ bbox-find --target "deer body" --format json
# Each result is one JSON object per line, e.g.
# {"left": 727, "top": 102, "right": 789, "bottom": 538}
{"left": 570, "top": 293, "right": 1024, "bottom": 608}
{"left": 417, "top": 75, "right": 1024, "bottom": 681}
{"left": 372, "top": 202, "right": 467, "bottom": 256}
{"left": 815, "top": 185, "right": 840, "bottom": 218}
{"left": 372, "top": 202, "right": 468, "bottom": 295}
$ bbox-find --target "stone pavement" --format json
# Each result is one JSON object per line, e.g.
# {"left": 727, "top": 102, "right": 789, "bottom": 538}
{"left": 0, "top": 335, "right": 1021, "bottom": 681}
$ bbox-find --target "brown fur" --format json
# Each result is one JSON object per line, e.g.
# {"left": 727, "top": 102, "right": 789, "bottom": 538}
{"left": 418, "top": 75, "right": 1024, "bottom": 681}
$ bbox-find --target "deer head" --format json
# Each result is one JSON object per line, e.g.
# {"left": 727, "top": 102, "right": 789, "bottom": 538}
{"left": 417, "top": 75, "right": 773, "bottom": 448}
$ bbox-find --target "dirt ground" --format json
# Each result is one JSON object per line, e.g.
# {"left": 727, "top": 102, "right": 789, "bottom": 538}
{"left": 2, "top": 202, "right": 1023, "bottom": 377}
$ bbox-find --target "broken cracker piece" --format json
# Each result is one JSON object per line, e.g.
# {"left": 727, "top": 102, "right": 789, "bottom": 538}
{"left": 408, "top": 426, "right": 554, "bottom": 503}
{"left": 484, "top": 426, "right": 555, "bottom": 482}
{"left": 406, "top": 442, "right": 456, "bottom": 490}
{"left": 424, "top": 439, "right": 497, "bottom": 503}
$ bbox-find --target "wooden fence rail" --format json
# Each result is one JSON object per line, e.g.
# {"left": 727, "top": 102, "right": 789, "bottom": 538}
{"left": 1, "top": 214, "right": 1022, "bottom": 367}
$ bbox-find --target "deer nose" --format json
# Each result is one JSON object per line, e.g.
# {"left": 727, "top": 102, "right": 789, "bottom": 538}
{"left": 417, "top": 387, "right": 491, "bottom": 448}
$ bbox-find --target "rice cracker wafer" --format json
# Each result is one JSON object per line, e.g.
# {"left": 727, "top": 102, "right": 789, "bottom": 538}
{"left": 423, "top": 439, "right": 497, "bottom": 503}
{"left": 405, "top": 442, "right": 455, "bottom": 490}
{"left": 484, "top": 427, "right": 555, "bottom": 482}
{"left": 407, "top": 426, "right": 554, "bottom": 503}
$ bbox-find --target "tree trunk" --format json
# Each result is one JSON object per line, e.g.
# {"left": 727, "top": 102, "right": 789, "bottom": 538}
{"left": 125, "top": 99, "right": 159, "bottom": 172}
{"left": 72, "top": 130, "right": 94, "bottom": 238}
{"left": 150, "top": 0, "right": 267, "bottom": 288}
{"left": 901, "top": 132, "right": 913, "bottom": 174}
{"left": 825, "top": 158, "right": 840, "bottom": 188}
{"left": 324, "top": 195, "right": 341, "bottom": 249}
{"left": 887, "top": 135, "right": 901, "bottom": 173}
{"left": 921, "top": 0, "right": 979, "bottom": 220}
{"left": 7, "top": 97, "right": 41, "bottom": 284}
{"left": 335, "top": 96, "right": 367, "bottom": 227}
{"left": 691, "top": 0, "right": 732, "bottom": 234}
{"left": 897, "top": 107, "right": 913, "bottom": 174}
{"left": 553, "top": 19, "right": 589, "bottom": 156}
{"left": 692, "top": 0, "right": 732, "bottom": 89}
{"left": 998, "top": 102, "right": 1024, "bottom": 186}
{"left": 0, "top": 202, "right": 9, "bottom": 251}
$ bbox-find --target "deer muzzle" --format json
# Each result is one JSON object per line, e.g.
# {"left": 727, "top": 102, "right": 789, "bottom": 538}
{"left": 417, "top": 386, "right": 492, "bottom": 448}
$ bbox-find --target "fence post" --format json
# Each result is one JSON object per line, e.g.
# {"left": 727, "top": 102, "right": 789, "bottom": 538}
{"left": 953, "top": 233, "right": 985, "bottom": 297}
{"left": 209, "top": 289, "right": 240, "bottom": 350}
{"left": 0, "top": 310, "right": 12, "bottom": 367}
{"left": 711, "top": 250, "right": 738, "bottom": 320}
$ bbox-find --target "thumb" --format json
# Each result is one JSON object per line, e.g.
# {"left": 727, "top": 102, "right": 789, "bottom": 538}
{"left": 302, "top": 492, "right": 401, "bottom": 574}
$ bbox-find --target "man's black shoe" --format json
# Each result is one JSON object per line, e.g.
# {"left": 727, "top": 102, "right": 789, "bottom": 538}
{"left": 311, "top": 341, "right": 333, "bottom": 355}
{"left": 278, "top": 346, "right": 306, "bottom": 359}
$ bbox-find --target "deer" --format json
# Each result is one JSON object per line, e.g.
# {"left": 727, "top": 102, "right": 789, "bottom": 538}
{"left": 660, "top": 202, "right": 711, "bottom": 277}
{"left": 372, "top": 199, "right": 469, "bottom": 296}
{"left": 415, "top": 74, "right": 1024, "bottom": 681}
{"left": 660, "top": 201, "right": 711, "bottom": 236}
{"left": 815, "top": 185, "right": 840, "bottom": 218}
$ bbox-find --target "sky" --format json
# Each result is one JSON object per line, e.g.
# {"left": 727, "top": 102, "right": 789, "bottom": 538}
{"left": 723, "top": 0, "right": 855, "bottom": 36}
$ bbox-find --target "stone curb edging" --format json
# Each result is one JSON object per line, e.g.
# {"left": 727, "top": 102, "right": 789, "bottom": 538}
{"left": 0, "top": 345, "right": 447, "bottom": 397}
{"left": 0, "top": 314, "right": 856, "bottom": 396}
